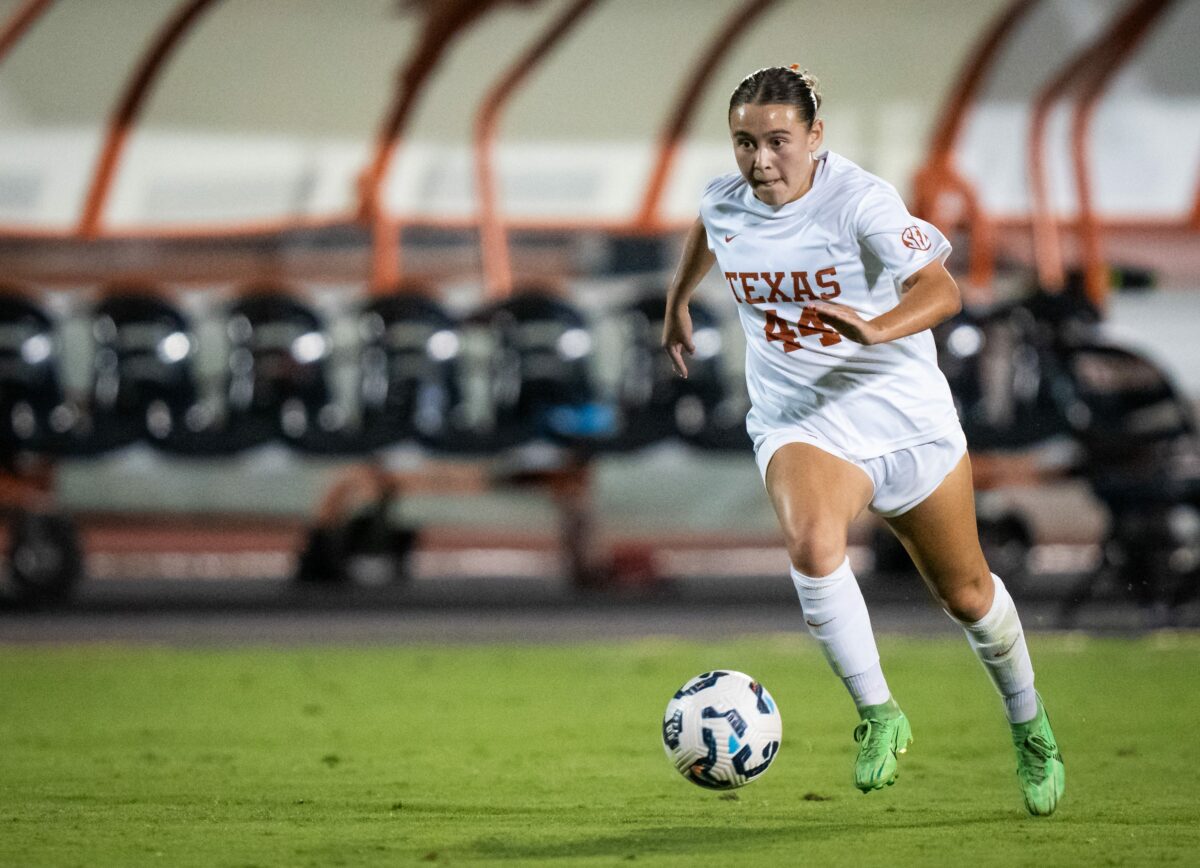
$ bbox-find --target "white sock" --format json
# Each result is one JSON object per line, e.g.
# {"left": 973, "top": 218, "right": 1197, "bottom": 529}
{"left": 951, "top": 574, "right": 1039, "bottom": 724}
{"left": 790, "top": 558, "right": 892, "bottom": 711}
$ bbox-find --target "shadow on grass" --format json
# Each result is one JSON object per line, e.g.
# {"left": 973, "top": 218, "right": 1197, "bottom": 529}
{"left": 463, "top": 812, "right": 1018, "bottom": 861}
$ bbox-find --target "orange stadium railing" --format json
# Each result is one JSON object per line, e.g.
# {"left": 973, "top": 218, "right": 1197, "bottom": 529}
{"left": 1028, "top": 0, "right": 1174, "bottom": 300}
{"left": 0, "top": 0, "right": 52, "bottom": 64}
{"left": 470, "top": 0, "right": 779, "bottom": 296}
{"left": 473, "top": 0, "right": 598, "bottom": 299}
{"left": 633, "top": 0, "right": 778, "bottom": 232}
{"left": 0, "top": 0, "right": 780, "bottom": 292}
{"left": 1066, "top": 0, "right": 1176, "bottom": 307}
{"left": 916, "top": 0, "right": 1195, "bottom": 305}
{"left": 911, "top": 0, "right": 1040, "bottom": 293}
{"left": 0, "top": 0, "right": 511, "bottom": 249}
{"left": 0, "top": 0, "right": 357, "bottom": 244}
{"left": 78, "top": 0, "right": 223, "bottom": 238}
{"left": 358, "top": 0, "right": 545, "bottom": 290}
{"left": 1193, "top": 168, "right": 1200, "bottom": 231}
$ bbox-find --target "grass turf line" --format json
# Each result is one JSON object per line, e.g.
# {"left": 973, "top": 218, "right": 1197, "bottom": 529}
{"left": 1, "top": 634, "right": 1198, "bottom": 867}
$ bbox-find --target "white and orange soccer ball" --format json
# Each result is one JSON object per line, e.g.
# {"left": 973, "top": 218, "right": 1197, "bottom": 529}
{"left": 662, "top": 670, "right": 782, "bottom": 790}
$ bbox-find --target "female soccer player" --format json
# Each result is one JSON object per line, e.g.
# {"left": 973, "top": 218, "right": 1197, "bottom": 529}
{"left": 661, "top": 66, "right": 1064, "bottom": 816}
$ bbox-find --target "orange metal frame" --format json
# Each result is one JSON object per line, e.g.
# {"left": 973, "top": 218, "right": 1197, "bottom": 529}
{"left": 1, "top": 0, "right": 775, "bottom": 294}
{"left": 916, "top": 0, "right": 1194, "bottom": 302}
{"left": 77, "top": 0, "right": 223, "bottom": 239}
{"left": 912, "top": 0, "right": 1040, "bottom": 290}
{"left": 5, "top": 0, "right": 1195, "bottom": 301}
{"left": 360, "top": 0, "right": 555, "bottom": 291}
{"left": 634, "top": 0, "right": 778, "bottom": 231}
{"left": 1193, "top": 165, "right": 1200, "bottom": 231}
{"left": 470, "top": 0, "right": 778, "bottom": 296}
{"left": 474, "top": 0, "right": 598, "bottom": 299}
{"left": 0, "top": 0, "right": 52, "bottom": 64}
{"left": 1067, "top": 0, "right": 1176, "bottom": 306}
{"left": 1027, "top": 0, "right": 1172, "bottom": 295}
{"left": 0, "top": 0, "right": 509, "bottom": 270}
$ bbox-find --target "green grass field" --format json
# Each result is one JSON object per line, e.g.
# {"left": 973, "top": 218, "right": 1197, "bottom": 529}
{"left": 2, "top": 633, "right": 1198, "bottom": 867}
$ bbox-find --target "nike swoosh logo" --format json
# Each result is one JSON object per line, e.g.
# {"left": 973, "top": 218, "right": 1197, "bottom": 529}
{"left": 991, "top": 634, "right": 1020, "bottom": 659}
{"left": 724, "top": 233, "right": 739, "bottom": 243}
{"left": 805, "top": 618, "right": 834, "bottom": 628}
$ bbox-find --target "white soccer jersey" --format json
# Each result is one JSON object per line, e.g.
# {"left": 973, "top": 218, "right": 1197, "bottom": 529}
{"left": 698, "top": 150, "right": 961, "bottom": 462}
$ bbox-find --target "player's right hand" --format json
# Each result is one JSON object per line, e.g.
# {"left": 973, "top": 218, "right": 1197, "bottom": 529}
{"left": 662, "top": 307, "right": 695, "bottom": 379}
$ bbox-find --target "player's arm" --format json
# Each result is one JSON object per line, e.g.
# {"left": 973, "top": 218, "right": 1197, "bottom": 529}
{"left": 810, "top": 259, "right": 961, "bottom": 346}
{"left": 662, "top": 217, "right": 717, "bottom": 377}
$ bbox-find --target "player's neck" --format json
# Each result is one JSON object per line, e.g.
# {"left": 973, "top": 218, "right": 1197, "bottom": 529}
{"left": 787, "top": 155, "right": 822, "bottom": 204}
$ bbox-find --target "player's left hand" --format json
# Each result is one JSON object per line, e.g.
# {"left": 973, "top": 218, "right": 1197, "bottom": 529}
{"left": 809, "top": 301, "right": 883, "bottom": 345}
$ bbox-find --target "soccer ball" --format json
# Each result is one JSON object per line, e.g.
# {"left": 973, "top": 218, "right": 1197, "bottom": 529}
{"left": 662, "top": 670, "right": 782, "bottom": 790}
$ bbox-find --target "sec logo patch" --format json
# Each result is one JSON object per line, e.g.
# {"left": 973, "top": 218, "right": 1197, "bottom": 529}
{"left": 901, "top": 226, "right": 931, "bottom": 251}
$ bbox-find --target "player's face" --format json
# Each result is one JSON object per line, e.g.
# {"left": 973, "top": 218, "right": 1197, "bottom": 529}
{"left": 729, "top": 104, "right": 824, "bottom": 207}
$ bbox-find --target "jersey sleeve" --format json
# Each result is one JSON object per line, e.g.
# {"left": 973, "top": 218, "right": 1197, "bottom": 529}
{"left": 854, "top": 186, "right": 951, "bottom": 285}
{"left": 697, "top": 175, "right": 726, "bottom": 253}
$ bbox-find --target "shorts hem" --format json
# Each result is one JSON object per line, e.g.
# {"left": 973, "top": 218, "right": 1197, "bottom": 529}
{"left": 754, "top": 424, "right": 967, "bottom": 517}
{"left": 756, "top": 433, "right": 877, "bottom": 502}
{"left": 753, "top": 421, "right": 963, "bottom": 483}
{"left": 868, "top": 428, "right": 968, "bottom": 518}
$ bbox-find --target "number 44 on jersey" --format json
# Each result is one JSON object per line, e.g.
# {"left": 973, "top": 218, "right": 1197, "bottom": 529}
{"left": 763, "top": 307, "right": 841, "bottom": 353}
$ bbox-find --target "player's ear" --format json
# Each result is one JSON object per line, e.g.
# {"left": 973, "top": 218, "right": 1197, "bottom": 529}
{"left": 807, "top": 118, "right": 824, "bottom": 152}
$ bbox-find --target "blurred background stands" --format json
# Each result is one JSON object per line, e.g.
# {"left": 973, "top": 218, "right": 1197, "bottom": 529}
{"left": 0, "top": 0, "right": 1197, "bottom": 627}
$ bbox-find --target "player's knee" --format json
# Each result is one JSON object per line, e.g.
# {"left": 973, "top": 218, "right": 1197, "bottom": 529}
{"left": 939, "top": 568, "right": 995, "bottom": 622}
{"left": 783, "top": 521, "right": 847, "bottom": 578}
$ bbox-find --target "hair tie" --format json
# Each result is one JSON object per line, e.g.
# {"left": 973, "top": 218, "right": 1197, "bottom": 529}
{"left": 788, "top": 65, "right": 819, "bottom": 119}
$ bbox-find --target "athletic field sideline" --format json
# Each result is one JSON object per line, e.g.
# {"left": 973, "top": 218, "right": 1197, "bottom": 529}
{"left": 2, "top": 635, "right": 1197, "bottom": 866}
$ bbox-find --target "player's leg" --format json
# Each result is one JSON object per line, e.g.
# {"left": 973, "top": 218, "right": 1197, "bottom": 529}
{"left": 882, "top": 454, "right": 1033, "bottom": 712}
{"left": 884, "top": 453, "right": 1064, "bottom": 816}
{"left": 764, "top": 443, "right": 910, "bottom": 792}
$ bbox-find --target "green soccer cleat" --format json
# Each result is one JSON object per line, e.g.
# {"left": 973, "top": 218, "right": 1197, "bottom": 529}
{"left": 1011, "top": 695, "right": 1065, "bottom": 817}
{"left": 853, "top": 704, "right": 912, "bottom": 792}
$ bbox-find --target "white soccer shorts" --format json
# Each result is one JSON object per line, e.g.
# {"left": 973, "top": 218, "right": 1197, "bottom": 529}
{"left": 755, "top": 426, "right": 968, "bottom": 518}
